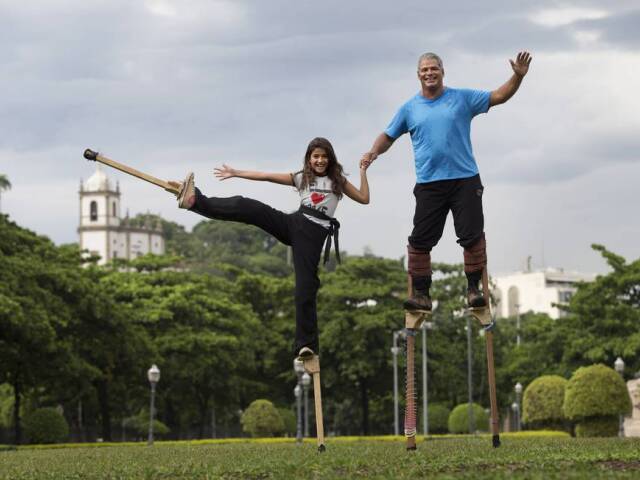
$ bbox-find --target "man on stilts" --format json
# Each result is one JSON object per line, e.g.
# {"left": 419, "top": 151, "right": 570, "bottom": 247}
{"left": 362, "top": 51, "right": 532, "bottom": 309}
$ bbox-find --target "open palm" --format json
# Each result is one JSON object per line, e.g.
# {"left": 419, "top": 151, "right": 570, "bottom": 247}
{"left": 214, "top": 164, "right": 237, "bottom": 180}
{"left": 510, "top": 51, "right": 532, "bottom": 77}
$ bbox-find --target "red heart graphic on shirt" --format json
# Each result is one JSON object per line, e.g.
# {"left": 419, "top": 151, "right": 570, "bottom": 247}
{"left": 310, "top": 192, "right": 325, "bottom": 205}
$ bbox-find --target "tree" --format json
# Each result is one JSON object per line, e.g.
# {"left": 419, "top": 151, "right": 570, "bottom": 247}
{"left": 319, "top": 256, "right": 406, "bottom": 435}
{"left": 0, "top": 216, "right": 77, "bottom": 444}
{"left": 0, "top": 174, "right": 10, "bottom": 212}
{"left": 559, "top": 245, "right": 640, "bottom": 373}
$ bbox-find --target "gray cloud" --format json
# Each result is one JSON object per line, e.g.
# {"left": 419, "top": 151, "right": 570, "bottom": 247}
{"left": 1, "top": 0, "right": 639, "bottom": 274}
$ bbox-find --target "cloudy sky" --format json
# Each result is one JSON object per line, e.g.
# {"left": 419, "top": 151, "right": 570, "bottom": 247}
{"left": 1, "top": 0, "right": 639, "bottom": 274}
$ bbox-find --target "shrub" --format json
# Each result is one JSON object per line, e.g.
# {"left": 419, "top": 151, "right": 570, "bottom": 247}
{"left": 522, "top": 375, "right": 568, "bottom": 430}
{"left": 424, "top": 403, "right": 450, "bottom": 434}
{"left": 563, "top": 364, "right": 631, "bottom": 437}
{"left": 123, "top": 410, "right": 170, "bottom": 438}
{"left": 575, "top": 417, "right": 619, "bottom": 437}
{"left": 23, "top": 407, "right": 69, "bottom": 444}
{"left": 277, "top": 407, "right": 296, "bottom": 437}
{"left": 448, "top": 403, "right": 488, "bottom": 434}
{"left": 241, "top": 400, "right": 284, "bottom": 437}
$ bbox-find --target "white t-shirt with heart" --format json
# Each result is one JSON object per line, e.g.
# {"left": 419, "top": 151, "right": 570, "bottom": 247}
{"left": 292, "top": 171, "right": 339, "bottom": 229}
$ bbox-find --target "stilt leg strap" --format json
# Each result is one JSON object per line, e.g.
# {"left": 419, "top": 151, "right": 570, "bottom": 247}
{"left": 463, "top": 234, "right": 486, "bottom": 273}
{"left": 407, "top": 245, "right": 432, "bottom": 276}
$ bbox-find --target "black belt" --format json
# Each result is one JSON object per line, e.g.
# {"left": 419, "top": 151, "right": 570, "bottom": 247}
{"left": 298, "top": 205, "right": 341, "bottom": 265}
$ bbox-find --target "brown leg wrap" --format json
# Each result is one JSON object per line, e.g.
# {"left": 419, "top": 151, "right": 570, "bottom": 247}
{"left": 463, "top": 234, "right": 486, "bottom": 273}
{"left": 407, "top": 245, "right": 431, "bottom": 277}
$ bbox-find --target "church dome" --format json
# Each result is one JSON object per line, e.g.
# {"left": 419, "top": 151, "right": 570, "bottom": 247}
{"left": 84, "top": 166, "right": 112, "bottom": 192}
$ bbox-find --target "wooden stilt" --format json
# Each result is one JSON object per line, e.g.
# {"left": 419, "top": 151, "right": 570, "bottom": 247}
{"left": 404, "top": 275, "right": 431, "bottom": 451}
{"left": 83, "top": 149, "right": 180, "bottom": 194}
{"left": 467, "top": 267, "right": 501, "bottom": 448}
{"left": 302, "top": 355, "right": 325, "bottom": 452}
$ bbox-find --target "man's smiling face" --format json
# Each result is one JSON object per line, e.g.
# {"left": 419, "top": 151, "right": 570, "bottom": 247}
{"left": 417, "top": 58, "right": 444, "bottom": 93}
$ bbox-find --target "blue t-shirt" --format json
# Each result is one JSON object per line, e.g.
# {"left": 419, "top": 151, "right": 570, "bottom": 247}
{"left": 385, "top": 87, "right": 490, "bottom": 183}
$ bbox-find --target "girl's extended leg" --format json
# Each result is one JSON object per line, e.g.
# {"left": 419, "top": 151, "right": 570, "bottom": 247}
{"left": 290, "top": 215, "right": 328, "bottom": 356}
{"left": 190, "top": 188, "right": 291, "bottom": 245}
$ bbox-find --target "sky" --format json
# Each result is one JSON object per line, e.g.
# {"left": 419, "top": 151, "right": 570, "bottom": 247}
{"left": 1, "top": 0, "right": 639, "bottom": 274}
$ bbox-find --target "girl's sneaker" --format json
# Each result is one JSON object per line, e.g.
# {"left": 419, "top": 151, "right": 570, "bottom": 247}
{"left": 297, "top": 346, "right": 315, "bottom": 360}
{"left": 177, "top": 172, "right": 195, "bottom": 209}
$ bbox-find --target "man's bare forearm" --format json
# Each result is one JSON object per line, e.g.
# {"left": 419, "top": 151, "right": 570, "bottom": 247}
{"left": 490, "top": 73, "right": 524, "bottom": 107}
{"left": 370, "top": 132, "right": 394, "bottom": 156}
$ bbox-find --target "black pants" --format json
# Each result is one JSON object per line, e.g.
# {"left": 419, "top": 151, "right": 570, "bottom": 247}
{"left": 190, "top": 189, "right": 328, "bottom": 355}
{"left": 409, "top": 174, "right": 484, "bottom": 250}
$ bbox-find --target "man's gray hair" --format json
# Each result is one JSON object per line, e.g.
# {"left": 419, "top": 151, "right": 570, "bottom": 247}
{"left": 417, "top": 52, "right": 443, "bottom": 69}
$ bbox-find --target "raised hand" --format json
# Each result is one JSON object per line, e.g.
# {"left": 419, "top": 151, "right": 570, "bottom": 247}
{"left": 510, "top": 51, "right": 532, "bottom": 78}
{"left": 214, "top": 164, "right": 237, "bottom": 181}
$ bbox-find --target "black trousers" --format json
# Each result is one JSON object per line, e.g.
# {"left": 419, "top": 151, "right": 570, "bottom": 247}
{"left": 409, "top": 174, "right": 484, "bottom": 251}
{"left": 190, "top": 189, "right": 328, "bottom": 355}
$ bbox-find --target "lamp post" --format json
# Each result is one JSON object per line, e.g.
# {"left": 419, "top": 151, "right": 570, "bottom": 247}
{"left": 466, "top": 315, "right": 475, "bottom": 435}
{"left": 515, "top": 382, "right": 523, "bottom": 432}
{"left": 392, "top": 329, "right": 405, "bottom": 435}
{"left": 511, "top": 402, "right": 519, "bottom": 432}
{"left": 420, "top": 321, "right": 433, "bottom": 436}
{"left": 515, "top": 304, "right": 521, "bottom": 346}
{"left": 302, "top": 372, "right": 311, "bottom": 437}
{"left": 293, "top": 358, "right": 305, "bottom": 443}
{"left": 147, "top": 364, "right": 160, "bottom": 446}
{"left": 614, "top": 357, "right": 625, "bottom": 437}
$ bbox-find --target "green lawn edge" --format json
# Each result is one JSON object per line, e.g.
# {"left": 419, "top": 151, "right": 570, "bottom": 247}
{"left": 9, "top": 430, "right": 569, "bottom": 451}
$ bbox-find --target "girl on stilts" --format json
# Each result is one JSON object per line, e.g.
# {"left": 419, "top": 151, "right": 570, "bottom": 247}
{"left": 171, "top": 137, "right": 370, "bottom": 360}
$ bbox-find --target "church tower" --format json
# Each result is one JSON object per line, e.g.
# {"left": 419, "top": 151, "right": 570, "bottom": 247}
{"left": 79, "top": 166, "right": 165, "bottom": 264}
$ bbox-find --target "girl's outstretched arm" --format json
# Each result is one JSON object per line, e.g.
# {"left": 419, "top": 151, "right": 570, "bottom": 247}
{"left": 342, "top": 162, "right": 370, "bottom": 204}
{"left": 214, "top": 164, "right": 293, "bottom": 186}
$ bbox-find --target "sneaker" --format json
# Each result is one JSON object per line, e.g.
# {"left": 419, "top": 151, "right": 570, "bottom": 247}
{"left": 467, "top": 288, "right": 487, "bottom": 308}
{"left": 177, "top": 172, "right": 195, "bottom": 209}
{"left": 403, "top": 294, "right": 432, "bottom": 312}
{"left": 297, "top": 346, "right": 315, "bottom": 360}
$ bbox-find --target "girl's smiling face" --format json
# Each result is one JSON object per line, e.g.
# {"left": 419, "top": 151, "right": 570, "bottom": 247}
{"left": 309, "top": 147, "right": 329, "bottom": 176}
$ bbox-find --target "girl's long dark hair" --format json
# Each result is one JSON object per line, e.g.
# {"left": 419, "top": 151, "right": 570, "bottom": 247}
{"left": 298, "top": 137, "right": 346, "bottom": 198}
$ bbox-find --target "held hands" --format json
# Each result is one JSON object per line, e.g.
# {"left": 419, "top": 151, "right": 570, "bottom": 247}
{"left": 360, "top": 152, "right": 377, "bottom": 170}
{"left": 510, "top": 51, "right": 532, "bottom": 78}
{"left": 214, "top": 164, "right": 237, "bottom": 181}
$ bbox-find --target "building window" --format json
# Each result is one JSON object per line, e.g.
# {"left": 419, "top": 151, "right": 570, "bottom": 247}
{"left": 112, "top": 202, "right": 116, "bottom": 217}
{"left": 90, "top": 201, "right": 98, "bottom": 221}
{"left": 558, "top": 290, "right": 573, "bottom": 303}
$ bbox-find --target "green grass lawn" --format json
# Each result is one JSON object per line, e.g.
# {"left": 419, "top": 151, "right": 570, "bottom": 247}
{"left": 2, "top": 436, "right": 640, "bottom": 479}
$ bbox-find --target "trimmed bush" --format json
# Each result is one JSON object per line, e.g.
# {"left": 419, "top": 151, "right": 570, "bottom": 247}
{"left": 448, "top": 403, "right": 488, "bottom": 434}
{"left": 522, "top": 375, "right": 568, "bottom": 430}
{"left": 23, "top": 407, "right": 69, "bottom": 444}
{"left": 241, "top": 400, "right": 284, "bottom": 437}
{"left": 575, "top": 417, "right": 619, "bottom": 437}
{"left": 563, "top": 364, "right": 631, "bottom": 437}
{"left": 277, "top": 407, "right": 296, "bottom": 436}
{"left": 424, "top": 403, "right": 450, "bottom": 434}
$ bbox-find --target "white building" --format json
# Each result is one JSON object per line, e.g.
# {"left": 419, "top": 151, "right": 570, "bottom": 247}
{"left": 78, "top": 167, "right": 165, "bottom": 264}
{"left": 493, "top": 268, "right": 596, "bottom": 320}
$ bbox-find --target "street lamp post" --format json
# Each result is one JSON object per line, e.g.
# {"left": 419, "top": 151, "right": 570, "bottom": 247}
{"left": 302, "top": 372, "right": 311, "bottom": 437}
{"left": 466, "top": 315, "right": 475, "bottom": 435}
{"left": 515, "top": 382, "right": 523, "bottom": 432}
{"left": 293, "top": 359, "right": 305, "bottom": 443}
{"left": 421, "top": 321, "right": 433, "bottom": 436}
{"left": 511, "top": 402, "right": 519, "bottom": 432}
{"left": 147, "top": 364, "right": 160, "bottom": 446}
{"left": 392, "top": 329, "right": 405, "bottom": 435}
{"left": 614, "top": 357, "right": 625, "bottom": 437}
